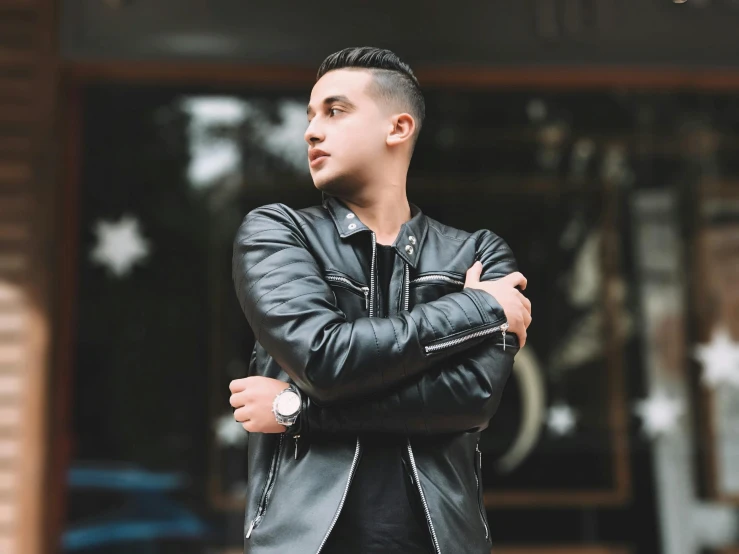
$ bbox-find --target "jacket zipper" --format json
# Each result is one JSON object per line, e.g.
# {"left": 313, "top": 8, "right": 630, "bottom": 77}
{"left": 404, "top": 266, "right": 442, "bottom": 554}
{"left": 369, "top": 232, "right": 377, "bottom": 318}
{"left": 410, "top": 274, "right": 464, "bottom": 286}
{"left": 314, "top": 437, "right": 362, "bottom": 554}
{"left": 246, "top": 434, "right": 284, "bottom": 538}
{"left": 424, "top": 322, "right": 510, "bottom": 354}
{"left": 316, "top": 231, "right": 377, "bottom": 552}
{"left": 407, "top": 440, "right": 442, "bottom": 554}
{"left": 404, "top": 262, "right": 410, "bottom": 312}
{"left": 475, "top": 442, "right": 489, "bottom": 540}
{"left": 325, "top": 274, "right": 370, "bottom": 310}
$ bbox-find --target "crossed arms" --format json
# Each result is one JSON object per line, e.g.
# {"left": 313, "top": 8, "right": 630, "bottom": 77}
{"left": 232, "top": 204, "right": 521, "bottom": 437}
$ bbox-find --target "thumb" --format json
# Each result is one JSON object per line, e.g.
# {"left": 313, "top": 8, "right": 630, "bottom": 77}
{"left": 465, "top": 260, "right": 483, "bottom": 284}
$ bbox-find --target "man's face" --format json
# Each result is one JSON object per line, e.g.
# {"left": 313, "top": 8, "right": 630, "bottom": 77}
{"left": 305, "top": 69, "right": 389, "bottom": 195}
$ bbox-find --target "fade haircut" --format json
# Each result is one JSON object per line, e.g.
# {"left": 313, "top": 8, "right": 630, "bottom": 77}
{"left": 316, "top": 46, "right": 425, "bottom": 152}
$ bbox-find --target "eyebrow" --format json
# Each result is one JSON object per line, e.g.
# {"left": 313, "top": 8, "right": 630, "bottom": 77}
{"left": 306, "top": 95, "right": 357, "bottom": 116}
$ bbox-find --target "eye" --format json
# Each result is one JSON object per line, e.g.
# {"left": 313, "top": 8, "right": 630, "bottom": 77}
{"left": 329, "top": 107, "right": 341, "bottom": 116}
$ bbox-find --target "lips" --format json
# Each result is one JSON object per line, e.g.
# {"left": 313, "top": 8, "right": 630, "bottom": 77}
{"left": 309, "top": 149, "right": 329, "bottom": 166}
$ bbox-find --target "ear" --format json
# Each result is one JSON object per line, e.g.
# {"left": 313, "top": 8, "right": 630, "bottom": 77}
{"left": 386, "top": 113, "right": 415, "bottom": 148}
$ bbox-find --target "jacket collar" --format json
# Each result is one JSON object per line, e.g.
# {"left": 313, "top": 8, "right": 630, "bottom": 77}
{"left": 321, "top": 191, "right": 428, "bottom": 269}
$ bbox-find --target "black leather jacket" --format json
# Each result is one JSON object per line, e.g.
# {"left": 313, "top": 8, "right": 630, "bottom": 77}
{"left": 232, "top": 192, "right": 520, "bottom": 554}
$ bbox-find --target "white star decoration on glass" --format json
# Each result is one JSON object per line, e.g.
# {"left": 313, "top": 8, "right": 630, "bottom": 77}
{"left": 633, "top": 392, "right": 684, "bottom": 438}
{"left": 547, "top": 403, "right": 578, "bottom": 436}
{"left": 694, "top": 327, "right": 739, "bottom": 389}
{"left": 526, "top": 99, "right": 547, "bottom": 122}
{"left": 90, "top": 216, "right": 151, "bottom": 277}
{"left": 214, "top": 412, "right": 248, "bottom": 447}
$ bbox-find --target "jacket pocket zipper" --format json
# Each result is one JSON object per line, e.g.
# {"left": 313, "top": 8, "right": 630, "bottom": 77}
{"left": 424, "top": 321, "right": 509, "bottom": 354}
{"left": 325, "top": 275, "right": 370, "bottom": 310}
{"left": 246, "top": 434, "right": 284, "bottom": 538}
{"left": 475, "top": 442, "right": 490, "bottom": 540}
{"left": 410, "top": 274, "right": 464, "bottom": 287}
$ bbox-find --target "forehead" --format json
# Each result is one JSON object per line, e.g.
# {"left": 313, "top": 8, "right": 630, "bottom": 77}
{"left": 309, "top": 68, "right": 374, "bottom": 104}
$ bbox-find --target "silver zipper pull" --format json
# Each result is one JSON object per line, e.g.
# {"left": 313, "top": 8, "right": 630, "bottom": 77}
{"left": 363, "top": 288, "right": 369, "bottom": 311}
{"left": 501, "top": 322, "right": 509, "bottom": 351}
{"left": 294, "top": 434, "right": 300, "bottom": 460}
{"left": 246, "top": 519, "right": 255, "bottom": 538}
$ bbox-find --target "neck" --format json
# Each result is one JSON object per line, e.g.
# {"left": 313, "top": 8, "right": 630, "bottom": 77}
{"left": 340, "top": 184, "right": 411, "bottom": 246}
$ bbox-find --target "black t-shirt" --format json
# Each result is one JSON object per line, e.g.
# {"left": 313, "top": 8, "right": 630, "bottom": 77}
{"left": 322, "top": 244, "right": 434, "bottom": 554}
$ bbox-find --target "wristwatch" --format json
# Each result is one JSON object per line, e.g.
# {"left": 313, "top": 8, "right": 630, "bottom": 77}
{"left": 272, "top": 385, "right": 302, "bottom": 427}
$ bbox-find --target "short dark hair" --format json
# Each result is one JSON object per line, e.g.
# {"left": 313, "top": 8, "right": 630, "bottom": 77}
{"left": 316, "top": 46, "right": 425, "bottom": 150}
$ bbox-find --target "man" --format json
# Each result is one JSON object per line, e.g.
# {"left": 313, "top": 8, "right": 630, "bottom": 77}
{"left": 229, "top": 46, "right": 532, "bottom": 554}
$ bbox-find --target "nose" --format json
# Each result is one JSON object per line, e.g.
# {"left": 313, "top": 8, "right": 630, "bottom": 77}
{"left": 304, "top": 117, "right": 324, "bottom": 145}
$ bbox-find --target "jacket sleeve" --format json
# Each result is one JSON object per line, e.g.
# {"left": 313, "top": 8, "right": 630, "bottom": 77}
{"left": 232, "top": 204, "right": 510, "bottom": 405}
{"left": 298, "top": 333, "right": 518, "bottom": 436}
{"left": 293, "top": 231, "right": 520, "bottom": 435}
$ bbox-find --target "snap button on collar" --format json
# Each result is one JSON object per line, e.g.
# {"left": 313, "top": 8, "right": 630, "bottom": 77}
{"left": 348, "top": 223, "right": 357, "bottom": 230}
{"left": 408, "top": 235, "right": 416, "bottom": 245}
{"left": 346, "top": 213, "right": 355, "bottom": 219}
{"left": 405, "top": 245, "right": 414, "bottom": 255}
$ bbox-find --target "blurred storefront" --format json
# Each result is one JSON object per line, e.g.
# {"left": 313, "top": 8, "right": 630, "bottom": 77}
{"left": 3, "top": 1, "right": 739, "bottom": 553}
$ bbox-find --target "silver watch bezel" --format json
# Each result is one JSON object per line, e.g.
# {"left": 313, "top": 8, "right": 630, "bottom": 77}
{"left": 272, "top": 386, "right": 301, "bottom": 426}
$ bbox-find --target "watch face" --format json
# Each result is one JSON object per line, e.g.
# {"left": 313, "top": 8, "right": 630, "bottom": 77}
{"left": 277, "top": 391, "right": 300, "bottom": 417}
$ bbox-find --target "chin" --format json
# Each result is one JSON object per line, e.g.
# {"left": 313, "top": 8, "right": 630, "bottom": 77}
{"left": 312, "top": 172, "right": 350, "bottom": 196}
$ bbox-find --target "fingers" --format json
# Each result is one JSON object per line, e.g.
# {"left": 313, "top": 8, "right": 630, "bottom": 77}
{"left": 229, "top": 393, "right": 246, "bottom": 408}
{"left": 233, "top": 405, "right": 250, "bottom": 423}
{"left": 465, "top": 260, "right": 483, "bottom": 284}
{"left": 516, "top": 290, "right": 532, "bottom": 316}
{"left": 512, "top": 295, "right": 532, "bottom": 348}
{"left": 502, "top": 272, "right": 527, "bottom": 291}
{"left": 229, "top": 378, "right": 247, "bottom": 394}
{"left": 229, "top": 378, "right": 253, "bottom": 408}
{"left": 510, "top": 318, "right": 527, "bottom": 349}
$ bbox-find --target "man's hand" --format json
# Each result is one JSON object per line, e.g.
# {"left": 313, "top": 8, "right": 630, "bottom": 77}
{"left": 464, "top": 261, "right": 532, "bottom": 348}
{"left": 229, "top": 376, "right": 290, "bottom": 433}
